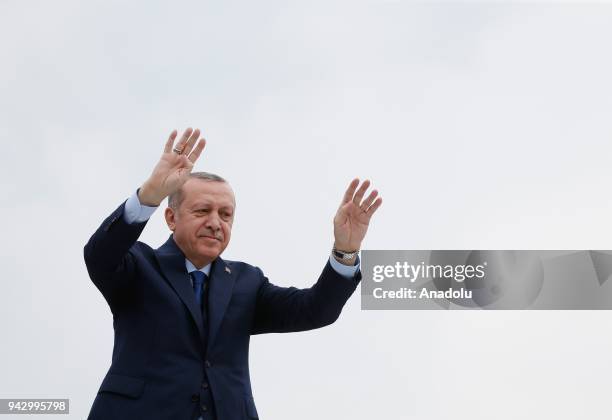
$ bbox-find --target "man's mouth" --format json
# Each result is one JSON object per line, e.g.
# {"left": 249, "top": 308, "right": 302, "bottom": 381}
{"left": 199, "top": 235, "right": 221, "bottom": 242}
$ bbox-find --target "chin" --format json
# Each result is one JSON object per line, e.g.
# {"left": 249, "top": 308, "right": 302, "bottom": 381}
{"left": 198, "top": 247, "right": 220, "bottom": 260}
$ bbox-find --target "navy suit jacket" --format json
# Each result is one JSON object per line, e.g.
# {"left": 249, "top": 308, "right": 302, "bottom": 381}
{"left": 84, "top": 201, "right": 361, "bottom": 420}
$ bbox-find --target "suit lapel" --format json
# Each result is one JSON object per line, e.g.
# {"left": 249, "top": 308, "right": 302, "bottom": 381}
{"left": 207, "top": 257, "right": 236, "bottom": 348}
{"left": 154, "top": 236, "right": 205, "bottom": 347}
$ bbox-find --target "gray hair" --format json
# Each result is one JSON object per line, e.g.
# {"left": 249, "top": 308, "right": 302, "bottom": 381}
{"left": 168, "top": 171, "right": 228, "bottom": 209}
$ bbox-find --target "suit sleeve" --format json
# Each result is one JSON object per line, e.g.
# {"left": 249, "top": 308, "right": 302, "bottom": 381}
{"left": 83, "top": 201, "right": 148, "bottom": 308}
{"left": 251, "top": 261, "right": 361, "bottom": 334}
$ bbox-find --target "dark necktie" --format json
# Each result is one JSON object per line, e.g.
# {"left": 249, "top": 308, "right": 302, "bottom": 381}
{"left": 190, "top": 271, "right": 208, "bottom": 308}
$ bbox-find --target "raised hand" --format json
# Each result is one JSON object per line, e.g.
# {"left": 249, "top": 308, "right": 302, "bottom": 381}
{"left": 333, "top": 179, "right": 382, "bottom": 256}
{"left": 138, "top": 128, "right": 206, "bottom": 206}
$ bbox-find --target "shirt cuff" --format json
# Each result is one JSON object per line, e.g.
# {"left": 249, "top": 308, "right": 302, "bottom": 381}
{"left": 123, "top": 189, "right": 159, "bottom": 224}
{"left": 328, "top": 254, "right": 360, "bottom": 279}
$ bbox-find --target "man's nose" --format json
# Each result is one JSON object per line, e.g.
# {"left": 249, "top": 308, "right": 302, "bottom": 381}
{"left": 205, "top": 212, "right": 221, "bottom": 231}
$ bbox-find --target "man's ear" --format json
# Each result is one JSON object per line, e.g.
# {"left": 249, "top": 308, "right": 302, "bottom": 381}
{"left": 164, "top": 207, "right": 176, "bottom": 231}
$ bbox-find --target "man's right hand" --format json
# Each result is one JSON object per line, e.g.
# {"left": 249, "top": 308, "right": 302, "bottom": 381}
{"left": 138, "top": 128, "right": 206, "bottom": 206}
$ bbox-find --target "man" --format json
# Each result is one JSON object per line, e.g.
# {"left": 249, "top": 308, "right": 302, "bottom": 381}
{"left": 84, "top": 128, "right": 382, "bottom": 420}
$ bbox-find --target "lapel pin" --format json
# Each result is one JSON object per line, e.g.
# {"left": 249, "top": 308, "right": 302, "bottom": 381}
{"left": 225, "top": 267, "right": 232, "bottom": 274}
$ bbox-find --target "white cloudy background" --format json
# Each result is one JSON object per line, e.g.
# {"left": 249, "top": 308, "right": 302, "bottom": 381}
{"left": 2, "top": 1, "right": 612, "bottom": 419}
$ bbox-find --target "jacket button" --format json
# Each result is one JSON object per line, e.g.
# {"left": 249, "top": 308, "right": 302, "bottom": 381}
{"left": 201, "top": 382, "right": 209, "bottom": 389}
{"left": 201, "top": 404, "right": 208, "bottom": 412}
{"left": 191, "top": 394, "right": 199, "bottom": 402}
{"left": 205, "top": 360, "right": 211, "bottom": 368}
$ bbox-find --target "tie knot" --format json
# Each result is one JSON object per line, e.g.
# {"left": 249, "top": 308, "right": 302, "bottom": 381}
{"left": 191, "top": 271, "right": 208, "bottom": 286}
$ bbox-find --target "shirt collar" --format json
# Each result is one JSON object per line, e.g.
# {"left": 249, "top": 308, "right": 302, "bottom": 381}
{"left": 185, "top": 259, "right": 212, "bottom": 276}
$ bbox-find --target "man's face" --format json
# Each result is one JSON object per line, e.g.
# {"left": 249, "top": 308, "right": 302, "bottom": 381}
{"left": 165, "top": 179, "right": 235, "bottom": 267}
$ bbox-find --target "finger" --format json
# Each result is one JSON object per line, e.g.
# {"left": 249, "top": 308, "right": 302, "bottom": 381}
{"left": 352, "top": 179, "right": 371, "bottom": 206}
{"left": 182, "top": 128, "right": 200, "bottom": 156}
{"left": 173, "top": 127, "right": 193, "bottom": 153}
{"left": 365, "top": 197, "right": 382, "bottom": 217}
{"left": 163, "top": 130, "right": 178, "bottom": 153}
{"left": 187, "top": 138, "right": 207, "bottom": 164}
{"left": 334, "top": 202, "right": 350, "bottom": 224}
{"left": 359, "top": 189, "right": 378, "bottom": 211}
{"left": 340, "top": 178, "right": 359, "bottom": 207}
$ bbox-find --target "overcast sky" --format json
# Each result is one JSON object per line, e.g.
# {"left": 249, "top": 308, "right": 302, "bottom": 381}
{"left": 2, "top": 2, "right": 612, "bottom": 419}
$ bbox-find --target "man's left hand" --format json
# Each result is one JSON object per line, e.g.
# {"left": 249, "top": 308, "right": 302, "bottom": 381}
{"left": 333, "top": 179, "right": 382, "bottom": 260}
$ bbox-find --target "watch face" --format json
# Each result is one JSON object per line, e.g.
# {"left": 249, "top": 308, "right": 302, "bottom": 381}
{"left": 334, "top": 250, "right": 353, "bottom": 259}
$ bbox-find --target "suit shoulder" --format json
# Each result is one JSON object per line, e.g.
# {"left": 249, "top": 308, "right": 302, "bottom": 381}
{"left": 130, "top": 240, "right": 155, "bottom": 256}
{"left": 222, "top": 260, "right": 265, "bottom": 279}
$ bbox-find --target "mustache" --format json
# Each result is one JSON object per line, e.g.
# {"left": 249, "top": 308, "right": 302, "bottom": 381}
{"left": 198, "top": 232, "right": 223, "bottom": 241}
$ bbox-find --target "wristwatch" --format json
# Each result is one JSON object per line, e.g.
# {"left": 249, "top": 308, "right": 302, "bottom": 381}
{"left": 332, "top": 247, "right": 359, "bottom": 261}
